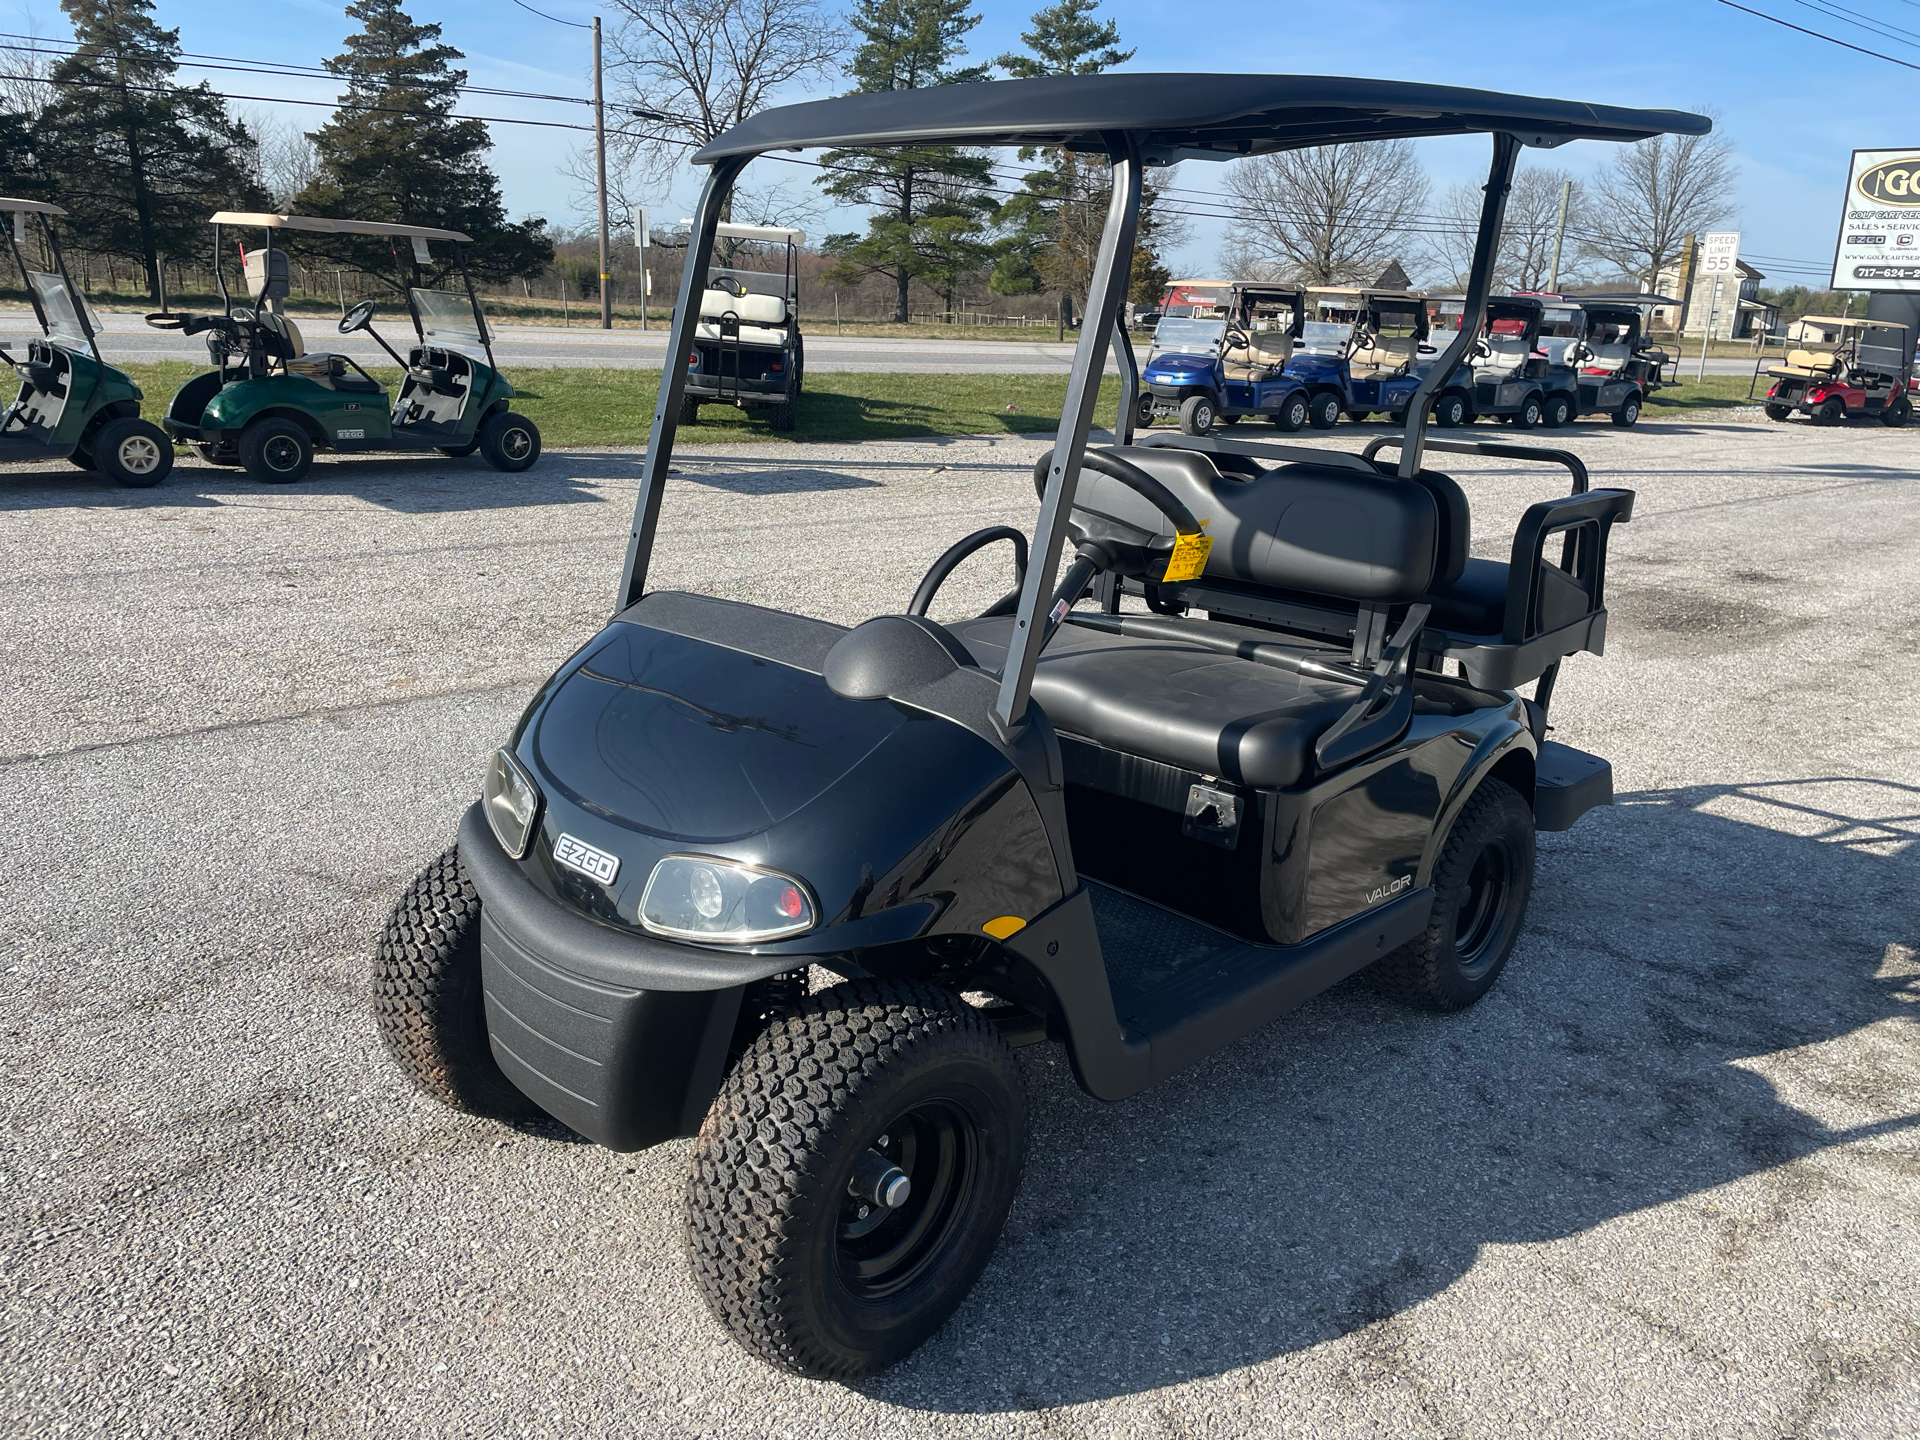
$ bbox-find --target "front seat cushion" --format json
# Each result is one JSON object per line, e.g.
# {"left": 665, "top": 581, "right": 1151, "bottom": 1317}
{"left": 953, "top": 618, "right": 1353, "bottom": 789}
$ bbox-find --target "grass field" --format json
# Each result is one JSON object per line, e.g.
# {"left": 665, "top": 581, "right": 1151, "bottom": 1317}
{"left": 117, "top": 362, "right": 1759, "bottom": 449}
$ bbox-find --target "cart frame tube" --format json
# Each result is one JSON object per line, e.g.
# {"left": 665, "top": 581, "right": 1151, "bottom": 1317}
{"left": 993, "top": 133, "right": 1143, "bottom": 732}
{"left": 4, "top": 215, "right": 49, "bottom": 336}
{"left": 1396, "top": 132, "right": 1520, "bottom": 479}
{"left": 619, "top": 153, "right": 752, "bottom": 609}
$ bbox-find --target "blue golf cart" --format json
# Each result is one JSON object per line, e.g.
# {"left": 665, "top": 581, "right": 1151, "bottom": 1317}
{"left": 1284, "top": 288, "right": 1430, "bottom": 428}
{"left": 1140, "top": 284, "right": 1312, "bottom": 434}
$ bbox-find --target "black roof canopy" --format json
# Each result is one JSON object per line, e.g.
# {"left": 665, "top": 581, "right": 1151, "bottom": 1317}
{"left": 694, "top": 73, "right": 1710, "bottom": 165}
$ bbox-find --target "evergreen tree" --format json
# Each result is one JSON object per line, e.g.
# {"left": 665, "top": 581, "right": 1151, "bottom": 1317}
{"left": 290, "top": 0, "right": 550, "bottom": 293}
{"left": 817, "top": 0, "right": 994, "bottom": 323}
{"left": 37, "top": 0, "right": 261, "bottom": 301}
{"left": 989, "top": 0, "right": 1179, "bottom": 309}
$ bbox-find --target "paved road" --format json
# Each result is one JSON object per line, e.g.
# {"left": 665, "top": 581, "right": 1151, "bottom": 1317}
{"left": 2, "top": 417, "right": 1916, "bottom": 1437}
{"left": 5, "top": 309, "right": 1779, "bottom": 376}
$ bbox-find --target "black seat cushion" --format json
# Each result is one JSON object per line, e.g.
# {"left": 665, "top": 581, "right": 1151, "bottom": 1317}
{"left": 1422, "top": 556, "right": 1510, "bottom": 634}
{"left": 953, "top": 617, "right": 1353, "bottom": 789}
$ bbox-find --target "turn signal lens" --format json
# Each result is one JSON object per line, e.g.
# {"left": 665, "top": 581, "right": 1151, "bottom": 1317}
{"left": 482, "top": 748, "right": 541, "bottom": 859}
{"left": 638, "top": 856, "right": 816, "bottom": 943}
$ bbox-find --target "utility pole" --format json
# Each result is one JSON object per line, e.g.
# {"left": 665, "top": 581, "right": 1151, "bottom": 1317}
{"left": 1546, "top": 179, "right": 1572, "bottom": 292}
{"left": 594, "top": 15, "right": 611, "bottom": 329}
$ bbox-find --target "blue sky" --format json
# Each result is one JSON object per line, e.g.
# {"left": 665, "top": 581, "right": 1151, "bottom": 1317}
{"left": 10, "top": 0, "right": 1915, "bottom": 287}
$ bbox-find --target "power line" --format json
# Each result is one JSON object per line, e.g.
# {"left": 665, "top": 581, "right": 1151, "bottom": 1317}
{"left": 506, "top": 0, "right": 593, "bottom": 28}
{"left": 1711, "top": 0, "right": 1920, "bottom": 70}
{"left": 1777, "top": 0, "right": 1920, "bottom": 48}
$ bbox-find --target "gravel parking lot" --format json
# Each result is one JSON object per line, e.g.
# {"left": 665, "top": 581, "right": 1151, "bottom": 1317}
{"left": 2, "top": 414, "right": 1916, "bottom": 1438}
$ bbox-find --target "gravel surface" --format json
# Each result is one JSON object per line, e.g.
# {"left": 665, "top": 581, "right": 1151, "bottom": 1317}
{"left": 2, "top": 414, "right": 1916, "bottom": 1438}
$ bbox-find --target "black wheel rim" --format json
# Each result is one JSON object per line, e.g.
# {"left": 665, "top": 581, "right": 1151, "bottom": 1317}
{"left": 835, "top": 1098, "right": 980, "bottom": 1303}
{"left": 263, "top": 435, "right": 302, "bottom": 471}
{"left": 1453, "top": 837, "right": 1515, "bottom": 975}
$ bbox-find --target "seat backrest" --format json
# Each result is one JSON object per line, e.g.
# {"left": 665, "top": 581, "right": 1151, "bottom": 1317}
{"left": 1250, "top": 330, "right": 1293, "bottom": 366}
{"left": 1787, "top": 348, "right": 1834, "bottom": 371}
{"left": 700, "top": 288, "right": 785, "bottom": 324}
{"left": 1348, "top": 331, "right": 1415, "bottom": 373}
{"left": 1072, "top": 446, "right": 1468, "bottom": 603}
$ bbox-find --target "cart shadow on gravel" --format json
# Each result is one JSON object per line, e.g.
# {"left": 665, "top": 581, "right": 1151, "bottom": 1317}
{"left": 0, "top": 453, "right": 609, "bottom": 515}
{"left": 865, "top": 777, "right": 1920, "bottom": 1413}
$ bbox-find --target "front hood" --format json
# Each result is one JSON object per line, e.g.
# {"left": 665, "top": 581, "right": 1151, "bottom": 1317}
{"left": 529, "top": 623, "right": 903, "bottom": 844}
{"left": 1144, "top": 351, "right": 1215, "bottom": 379}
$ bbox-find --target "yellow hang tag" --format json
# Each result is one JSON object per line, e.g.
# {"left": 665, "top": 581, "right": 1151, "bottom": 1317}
{"left": 1162, "top": 529, "right": 1213, "bottom": 584}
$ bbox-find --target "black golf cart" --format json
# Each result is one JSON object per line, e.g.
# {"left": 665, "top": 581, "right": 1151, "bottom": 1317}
{"left": 149, "top": 213, "right": 540, "bottom": 482}
{"left": 1425, "top": 294, "right": 1562, "bottom": 428}
{"left": 0, "top": 198, "right": 172, "bottom": 487}
{"left": 677, "top": 221, "right": 805, "bottom": 433}
{"left": 1565, "top": 293, "right": 1675, "bottom": 425}
{"left": 371, "top": 74, "right": 1705, "bottom": 1381}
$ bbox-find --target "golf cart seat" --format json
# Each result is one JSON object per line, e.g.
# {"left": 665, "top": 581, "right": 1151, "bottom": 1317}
{"left": 255, "top": 311, "right": 305, "bottom": 364}
{"left": 1769, "top": 348, "right": 1837, "bottom": 379}
{"left": 1347, "top": 331, "right": 1417, "bottom": 380}
{"left": 1221, "top": 330, "right": 1294, "bottom": 381}
{"left": 697, "top": 288, "right": 787, "bottom": 347}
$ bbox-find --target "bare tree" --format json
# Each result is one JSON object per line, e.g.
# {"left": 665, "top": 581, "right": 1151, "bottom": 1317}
{"left": 1423, "top": 165, "right": 1584, "bottom": 291}
{"left": 1579, "top": 127, "right": 1738, "bottom": 292}
{"left": 238, "top": 107, "right": 319, "bottom": 207}
{"left": 0, "top": 26, "right": 55, "bottom": 122}
{"left": 1219, "top": 140, "right": 1430, "bottom": 286}
{"left": 603, "top": 0, "right": 844, "bottom": 187}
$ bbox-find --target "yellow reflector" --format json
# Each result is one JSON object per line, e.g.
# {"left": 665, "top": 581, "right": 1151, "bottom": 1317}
{"left": 981, "top": 915, "right": 1027, "bottom": 940}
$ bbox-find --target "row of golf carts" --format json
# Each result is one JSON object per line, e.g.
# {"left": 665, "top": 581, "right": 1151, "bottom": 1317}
{"left": 1140, "top": 282, "right": 1675, "bottom": 435}
{"left": 0, "top": 198, "right": 543, "bottom": 487}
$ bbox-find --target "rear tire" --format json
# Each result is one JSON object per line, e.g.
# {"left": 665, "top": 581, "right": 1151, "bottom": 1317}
{"left": 1541, "top": 393, "right": 1573, "bottom": 428}
{"left": 436, "top": 436, "right": 482, "bottom": 458}
{"left": 1817, "top": 397, "right": 1846, "bottom": 425}
{"left": 1611, "top": 392, "right": 1642, "bottom": 428}
{"left": 66, "top": 444, "right": 96, "bottom": 471}
{"left": 238, "top": 417, "right": 313, "bottom": 484}
{"left": 1370, "top": 778, "right": 1535, "bottom": 1013}
{"left": 94, "top": 417, "right": 173, "bottom": 488}
{"left": 1764, "top": 403, "right": 1793, "bottom": 422}
{"left": 1270, "top": 392, "right": 1309, "bottom": 432}
{"left": 678, "top": 396, "right": 701, "bottom": 427}
{"left": 479, "top": 411, "right": 540, "bottom": 471}
{"left": 684, "top": 978, "right": 1028, "bottom": 1381}
{"left": 1178, "top": 394, "right": 1217, "bottom": 435}
{"left": 1433, "top": 393, "right": 1468, "bottom": 428}
{"left": 1882, "top": 395, "right": 1911, "bottom": 427}
{"left": 372, "top": 847, "right": 540, "bottom": 1119}
{"left": 1307, "top": 391, "right": 1341, "bottom": 430}
{"left": 767, "top": 388, "right": 797, "bottom": 433}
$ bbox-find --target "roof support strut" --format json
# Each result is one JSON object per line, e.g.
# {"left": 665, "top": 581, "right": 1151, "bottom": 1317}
{"left": 1396, "top": 131, "right": 1520, "bottom": 479}
{"left": 618, "top": 154, "right": 751, "bottom": 610}
{"left": 993, "top": 132, "right": 1143, "bottom": 733}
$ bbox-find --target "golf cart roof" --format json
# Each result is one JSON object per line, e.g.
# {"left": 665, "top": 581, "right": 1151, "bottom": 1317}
{"left": 1574, "top": 293, "right": 1677, "bottom": 308}
{"left": 694, "top": 73, "right": 1709, "bottom": 164}
{"left": 1313, "top": 286, "right": 1425, "bottom": 300}
{"left": 207, "top": 212, "right": 475, "bottom": 243}
{"left": 1799, "top": 314, "right": 1909, "bottom": 332}
{"left": 0, "top": 197, "right": 66, "bottom": 216}
{"left": 682, "top": 221, "right": 806, "bottom": 245}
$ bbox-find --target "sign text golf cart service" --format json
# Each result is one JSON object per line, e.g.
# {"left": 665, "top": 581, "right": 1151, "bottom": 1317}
{"left": 1832, "top": 148, "right": 1920, "bottom": 292}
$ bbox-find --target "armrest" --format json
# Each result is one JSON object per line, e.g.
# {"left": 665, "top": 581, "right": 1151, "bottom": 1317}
{"left": 1501, "top": 489, "right": 1635, "bottom": 645}
{"left": 1362, "top": 435, "right": 1589, "bottom": 493}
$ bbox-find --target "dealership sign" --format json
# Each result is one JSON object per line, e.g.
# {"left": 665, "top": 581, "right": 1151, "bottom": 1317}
{"left": 1832, "top": 148, "right": 1920, "bottom": 291}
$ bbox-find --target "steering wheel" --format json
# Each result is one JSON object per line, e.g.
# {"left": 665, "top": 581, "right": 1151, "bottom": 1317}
{"left": 1469, "top": 337, "right": 1493, "bottom": 361}
{"left": 1223, "top": 327, "right": 1251, "bottom": 352}
{"left": 339, "top": 300, "right": 377, "bottom": 335}
{"left": 145, "top": 311, "right": 185, "bottom": 330}
{"left": 714, "top": 276, "right": 747, "bottom": 298}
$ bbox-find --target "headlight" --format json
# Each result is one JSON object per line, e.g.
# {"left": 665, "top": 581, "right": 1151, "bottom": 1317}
{"left": 638, "top": 856, "right": 816, "bottom": 943}
{"left": 482, "top": 748, "right": 541, "bottom": 859}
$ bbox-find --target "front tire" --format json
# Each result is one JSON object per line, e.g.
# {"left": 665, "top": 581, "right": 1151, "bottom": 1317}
{"left": 371, "top": 847, "right": 540, "bottom": 1119}
{"left": 238, "top": 417, "right": 313, "bottom": 484}
{"left": 1513, "top": 395, "right": 1543, "bottom": 430}
{"left": 479, "top": 410, "right": 540, "bottom": 471}
{"left": 1307, "top": 391, "right": 1341, "bottom": 430}
{"left": 1178, "top": 394, "right": 1217, "bottom": 435}
{"left": 1370, "top": 778, "right": 1535, "bottom": 1012}
{"left": 1541, "top": 393, "right": 1573, "bottom": 428}
{"left": 94, "top": 417, "right": 173, "bottom": 488}
{"left": 684, "top": 978, "right": 1029, "bottom": 1381}
{"left": 1433, "top": 392, "right": 1468, "bottom": 428}
{"left": 1134, "top": 393, "right": 1156, "bottom": 429}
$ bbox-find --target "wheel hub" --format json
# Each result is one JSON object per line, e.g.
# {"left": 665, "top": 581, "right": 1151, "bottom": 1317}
{"left": 835, "top": 1099, "right": 979, "bottom": 1301}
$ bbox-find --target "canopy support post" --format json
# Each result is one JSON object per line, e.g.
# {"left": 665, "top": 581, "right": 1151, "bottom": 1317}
{"left": 1396, "top": 132, "right": 1520, "bottom": 479}
{"left": 1113, "top": 314, "right": 1140, "bottom": 446}
{"left": 618, "top": 154, "right": 750, "bottom": 611}
{"left": 993, "top": 134, "right": 1143, "bottom": 733}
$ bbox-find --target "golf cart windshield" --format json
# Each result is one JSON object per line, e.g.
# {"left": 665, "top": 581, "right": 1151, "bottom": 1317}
{"left": 1538, "top": 305, "right": 1584, "bottom": 363}
{"left": 411, "top": 288, "right": 486, "bottom": 352}
{"left": 1151, "top": 317, "right": 1226, "bottom": 353}
{"left": 29, "top": 270, "right": 90, "bottom": 352}
{"left": 1301, "top": 320, "right": 1353, "bottom": 355}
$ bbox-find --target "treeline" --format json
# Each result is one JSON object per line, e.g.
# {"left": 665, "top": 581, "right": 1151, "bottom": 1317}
{"left": 0, "top": 0, "right": 552, "bottom": 304}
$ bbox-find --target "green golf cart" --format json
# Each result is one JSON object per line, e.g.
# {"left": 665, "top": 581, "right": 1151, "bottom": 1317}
{"left": 1, "top": 197, "right": 172, "bottom": 487}
{"left": 148, "top": 212, "right": 540, "bottom": 484}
